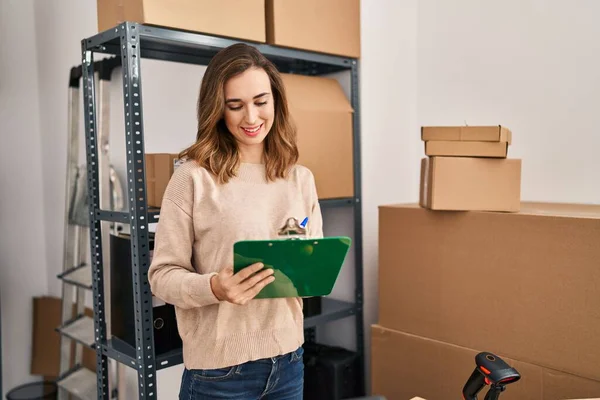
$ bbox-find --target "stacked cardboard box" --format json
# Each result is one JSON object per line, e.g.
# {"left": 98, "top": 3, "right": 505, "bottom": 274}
{"left": 145, "top": 153, "right": 180, "bottom": 208}
{"left": 372, "top": 202, "right": 600, "bottom": 400}
{"left": 420, "top": 125, "right": 521, "bottom": 212}
{"left": 96, "top": 0, "right": 360, "bottom": 58}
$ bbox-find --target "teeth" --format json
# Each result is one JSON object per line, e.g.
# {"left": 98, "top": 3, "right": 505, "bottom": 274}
{"left": 244, "top": 125, "right": 260, "bottom": 133}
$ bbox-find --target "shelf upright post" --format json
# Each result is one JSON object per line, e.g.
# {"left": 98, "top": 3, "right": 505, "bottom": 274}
{"left": 119, "top": 22, "right": 157, "bottom": 398}
{"left": 81, "top": 40, "right": 110, "bottom": 400}
{"left": 350, "top": 59, "right": 365, "bottom": 397}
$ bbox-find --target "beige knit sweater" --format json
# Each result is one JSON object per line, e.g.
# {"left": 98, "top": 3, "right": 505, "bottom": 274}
{"left": 148, "top": 160, "right": 323, "bottom": 369}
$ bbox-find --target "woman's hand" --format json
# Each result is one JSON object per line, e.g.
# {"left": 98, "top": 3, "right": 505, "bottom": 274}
{"left": 210, "top": 263, "right": 274, "bottom": 305}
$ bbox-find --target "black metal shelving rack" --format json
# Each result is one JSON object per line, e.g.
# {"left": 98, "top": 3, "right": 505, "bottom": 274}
{"left": 81, "top": 21, "right": 364, "bottom": 399}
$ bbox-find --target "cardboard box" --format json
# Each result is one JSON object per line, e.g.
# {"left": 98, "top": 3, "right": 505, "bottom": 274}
{"left": 266, "top": 0, "right": 360, "bottom": 57}
{"left": 97, "top": 0, "right": 266, "bottom": 42}
{"left": 145, "top": 153, "right": 178, "bottom": 208}
{"left": 424, "top": 140, "right": 508, "bottom": 157}
{"left": 378, "top": 202, "right": 600, "bottom": 381}
{"left": 421, "top": 125, "right": 512, "bottom": 143}
{"left": 419, "top": 157, "right": 521, "bottom": 212}
{"left": 282, "top": 73, "right": 354, "bottom": 199}
{"left": 371, "top": 325, "right": 600, "bottom": 400}
{"left": 31, "top": 296, "right": 96, "bottom": 377}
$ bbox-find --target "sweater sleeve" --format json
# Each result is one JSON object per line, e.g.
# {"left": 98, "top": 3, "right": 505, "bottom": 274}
{"left": 148, "top": 167, "right": 220, "bottom": 309}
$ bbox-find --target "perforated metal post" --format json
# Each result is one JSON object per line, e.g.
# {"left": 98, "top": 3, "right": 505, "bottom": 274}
{"left": 120, "top": 22, "right": 157, "bottom": 398}
{"left": 81, "top": 43, "right": 110, "bottom": 400}
{"left": 350, "top": 60, "right": 365, "bottom": 397}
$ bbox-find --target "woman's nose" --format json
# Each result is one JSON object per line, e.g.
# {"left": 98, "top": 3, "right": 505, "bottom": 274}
{"left": 245, "top": 106, "right": 259, "bottom": 124}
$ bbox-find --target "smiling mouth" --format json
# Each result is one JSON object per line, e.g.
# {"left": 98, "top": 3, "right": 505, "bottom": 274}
{"left": 241, "top": 123, "right": 263, "bottom": 135}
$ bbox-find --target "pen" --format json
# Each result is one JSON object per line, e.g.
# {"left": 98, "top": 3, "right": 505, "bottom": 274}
{"left": 300, "top": 217, "right": 308, "bottom": 228}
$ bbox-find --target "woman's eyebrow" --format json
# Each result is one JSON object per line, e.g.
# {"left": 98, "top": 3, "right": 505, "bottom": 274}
{"left": 225, "top": 92, "right": 270, "bottom": 104}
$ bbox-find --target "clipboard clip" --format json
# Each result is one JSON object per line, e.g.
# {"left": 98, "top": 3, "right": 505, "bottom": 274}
{"left": 277, "top": 217, "right": 307, "bottom": 240}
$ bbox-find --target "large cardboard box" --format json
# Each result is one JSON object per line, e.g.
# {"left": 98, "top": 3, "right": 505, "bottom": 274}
{"left": 371, "top": 325, "right": 600, "bottom": 400}
{"left": 145, "top": 153, "right": 178, "bottom": 208}
{"left": 378, "top": 202, "right": 600, "bottom": 381}
{"left": 266, "top": 0, "right": 360, "bottom": 58}
{"left": 97, "top": 0, "right": 266, "bottom": 42}
{"left": 282, "top": 73, "right": 354, "bottom": 199}
{"left": 419, "top": 157, "right": 521, "bottom": 212}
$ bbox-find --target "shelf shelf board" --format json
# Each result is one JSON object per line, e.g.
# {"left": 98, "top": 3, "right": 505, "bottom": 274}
{"left": 84, "top": 22, "right": 354, "bottom": 75}
{"left": 102, "top": 338, "right": 137, "bottom": 369}
{"left": 58, "top": 315, "right": 96, "bottom": 349}
{"left": 102, "top": 297, "right": 355, "bottom": 369}
{"left": 57, "top": 366, "right": 97, "bottom": 400}
{"left": 103, "top": 337, "right": 181, "bottom": 371}
{"left": 156, "top": 347, "right": 184, "bottom": 370}
{"left": 320, "top": 197, "right": 355, "bottom": 208}
{"left": 304, "top": 298, "right": 356, "bottom": 328}
{"left": 57, "top": 264, "right": 92, "bottom": 289}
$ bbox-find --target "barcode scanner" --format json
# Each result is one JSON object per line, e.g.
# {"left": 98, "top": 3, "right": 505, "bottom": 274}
{"left": 462, "top": 352, "right": 521, "bottom": 400}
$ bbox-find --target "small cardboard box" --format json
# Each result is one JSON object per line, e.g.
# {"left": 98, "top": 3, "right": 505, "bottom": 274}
{"left": 424, "top": 140, "right": 508, "bottom": 158}
{"left": 421, "top": 125, "right": 512, "bottom": 143}
{"left": 422, "top": 125, "right": 512, "bottom": 157}
{"left": 266, "top": 0, "right": 360, "bottom": 57}
{"left": 282, "top": 73, "right": 354, "bottom": 199}
{"left": 30, "top": 296, "right": 96, "bottom": 378}
{"left": 419, "top": 156, "right": 521, "bottom": 212}
{"left": 97, "top": 0, "right": 266, "bottom": 42}
{"left": 145, "top": 153, "right": 178, "bottom": 208}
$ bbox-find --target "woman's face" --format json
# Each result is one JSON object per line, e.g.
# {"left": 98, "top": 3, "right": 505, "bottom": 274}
{"left": 223, "top": 67, "right": 275, "bottom": 154}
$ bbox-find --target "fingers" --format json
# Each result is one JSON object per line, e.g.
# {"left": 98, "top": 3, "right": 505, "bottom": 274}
{"left": 237, "top": 274, "right": 275, "bottom": 305}
{"left": 247, "top": 274, "right": 275, "bottom": 298}
{"left": 240, "top": 267, "right": 274, "bottom": 292}
{"left": 218, "top": 263, "right": 276, "bottom": 305}
{"left": 231, "top": 262, "right": 265, "bottom": 283}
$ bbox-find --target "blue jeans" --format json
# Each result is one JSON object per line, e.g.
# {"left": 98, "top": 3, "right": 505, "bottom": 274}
{"left": 179, "top": 346, "right": 304, "bottom": 400}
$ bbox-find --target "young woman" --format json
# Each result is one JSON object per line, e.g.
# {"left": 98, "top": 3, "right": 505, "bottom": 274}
{"left": 148, "top": 43, "right": 323, "bottom": 399}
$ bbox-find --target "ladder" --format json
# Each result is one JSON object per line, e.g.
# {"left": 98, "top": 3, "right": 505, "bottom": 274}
{"left": 55, "top": 56, "right": 123, "bottom": 400}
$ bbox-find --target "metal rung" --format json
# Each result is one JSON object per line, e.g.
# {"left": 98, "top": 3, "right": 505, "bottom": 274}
{"left": 57, "top": 367, "right": 97, "bottom": 400}
{"left": 96, "top": 209, "right": 129, "bottom": 223}
{"left": 57, "top": 264, "right": 92, "bottom": 289}
{"left": 96, "top": 208, "right": 160, "bottom": 223}
{"left": 58, "top": 315, "right": 96, "bottom": 348}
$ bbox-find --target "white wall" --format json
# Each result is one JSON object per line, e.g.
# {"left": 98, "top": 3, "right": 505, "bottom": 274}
{"left": 33, "top": 0, "right": 99, "bottom": 299}
{"left": 416, "top": 0, "right": 600, "bottom": 204}
{"left": 359, "top": 0, "right": 419, "bottom": 391}
{"left": 0, "top": 0, "right": 48, "bottom": 397}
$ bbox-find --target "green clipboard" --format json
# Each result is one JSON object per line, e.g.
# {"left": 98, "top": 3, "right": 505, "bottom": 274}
{"left": 233, "top": 236, "right": 352, "bottom": 298}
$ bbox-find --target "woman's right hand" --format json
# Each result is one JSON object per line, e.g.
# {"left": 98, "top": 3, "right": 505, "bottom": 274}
{"left": 210, "top": 263, "right": 275, "bottom": 305}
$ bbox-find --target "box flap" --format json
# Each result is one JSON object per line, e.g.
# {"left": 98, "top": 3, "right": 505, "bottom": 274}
{"left": 281, "top": 73, "right": 353, "bottom": 113}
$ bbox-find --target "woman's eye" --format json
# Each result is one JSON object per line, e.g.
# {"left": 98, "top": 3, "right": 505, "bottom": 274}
{"left": 228, "top": 105, "right": 243, "bottom": 111}
{"left": 256, "top": 101, "right": 268, "bottom": 107}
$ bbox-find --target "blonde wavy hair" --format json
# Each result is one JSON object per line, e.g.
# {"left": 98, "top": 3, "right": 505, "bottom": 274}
{"left": 178, "top": 43, "right": 299, "bottom": 183}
